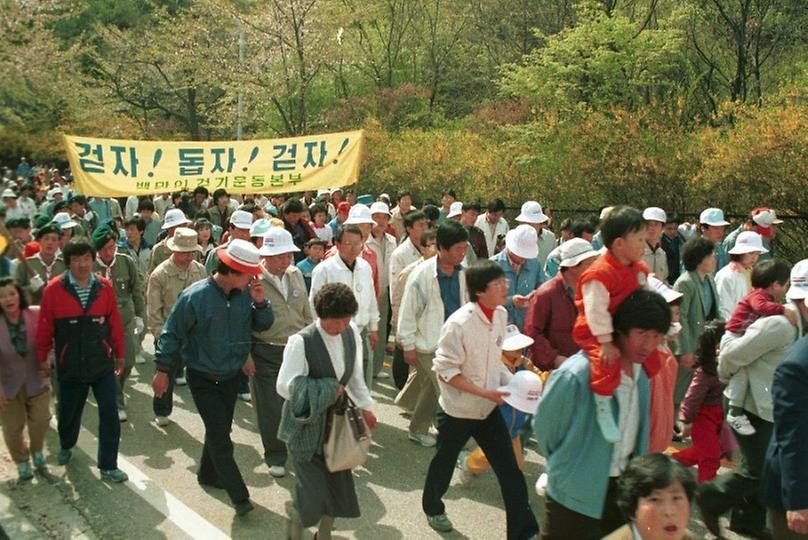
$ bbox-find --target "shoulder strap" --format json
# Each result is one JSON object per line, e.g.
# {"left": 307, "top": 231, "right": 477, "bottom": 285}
{"left": 338, "top": 327, "right": 356, "bottom": 386}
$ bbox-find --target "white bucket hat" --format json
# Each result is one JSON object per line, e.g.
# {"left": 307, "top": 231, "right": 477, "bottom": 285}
{"left": 167, "top": 227, "right": 202, "bottom": 253}
{"left": 515, "top": 201, "right": 549, "bottom": 224}
{"left": 647, "top": 276, "right": 683, "bottom": 303}
{"left": 505, "top": 225, "right": 539, "bottom": 259}
{"left": 559, "top": 238, "right": 598, "bottom": 268}
{"left": 52, "top": 212, "right": 77, "bottom": 229}
{"left": 728, "top": 231, "right": 769, "bottom": 255}
{"left": 369, "top": 201, "right": 391, "bottom": 216}
{"left": 699, "top": 208, "right": 730, "bottom": 226}
{"left": 787, "top": 259, "right": 808, "bottom": 301}
{"left": 502, "top": 324, "right": 534, "bottom": 351}
{"left": 259, "top": 227, "right": 301, "bottom": 256}
{"left": 162, "top": 208, "right": 191, "bottom": 230}
{"left": 642, "top": 207, "right": 667, "bottom": 223}
{"left": 2, "top": 188, "right": 17, "bottom": 199}
{"left": 217, "top": 238, "right": 262, "bottom": 274}
{"left": 446, "top": 201, "right": 463, "bottom": 219}
{"left": 498, "top": 371, "right": 543, "bottom": 414}
{"left": 344, "top": 203, "right": 375, "bottom": 225}
{"left": 230, "top": 209, "right": 253, "bottom": 230}
{"left": 249, "top": 218, "right": 272, "bottom": 238}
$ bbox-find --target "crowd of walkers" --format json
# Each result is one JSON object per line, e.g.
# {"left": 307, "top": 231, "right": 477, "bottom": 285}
{"left": 0, "top": 159, "right": 807, "bottom": 540}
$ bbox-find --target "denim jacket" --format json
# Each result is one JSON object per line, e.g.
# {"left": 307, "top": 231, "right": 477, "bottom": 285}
{"left": 155, "top": 277, "right": 274, "bottom": 376}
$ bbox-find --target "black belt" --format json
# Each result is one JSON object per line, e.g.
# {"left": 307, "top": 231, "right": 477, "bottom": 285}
{"left": 188, "top": 368, "right": 239, "bottom": 384}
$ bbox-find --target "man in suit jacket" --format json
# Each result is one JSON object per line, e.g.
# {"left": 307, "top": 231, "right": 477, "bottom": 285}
{"left": 761, "top": 282, "right": 808, "bottom": 539}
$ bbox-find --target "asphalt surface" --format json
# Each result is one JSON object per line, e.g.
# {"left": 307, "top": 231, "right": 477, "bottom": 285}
{"left": 0, "top": 336, "right": 755, "bottom": 539}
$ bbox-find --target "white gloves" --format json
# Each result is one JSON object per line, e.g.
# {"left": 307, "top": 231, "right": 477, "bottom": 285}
{"left": 29, "top": 274, "right": 45, "bottom": 292}
{"left": 134, "top": 316, "right": 145, "bottom": 335}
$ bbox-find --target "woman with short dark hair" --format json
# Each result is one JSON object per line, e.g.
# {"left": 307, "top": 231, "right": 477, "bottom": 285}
{"left": 277, "top": 282, "right": 376, "bottom": 540}
{"left": 605, "top": 454, "right": 696, "bottom": 540}
{"left": 672, "top": 236, "right": 720, "bottom": 418}
{"left": 0, "top": 277, "right": 50, "bottom": 480}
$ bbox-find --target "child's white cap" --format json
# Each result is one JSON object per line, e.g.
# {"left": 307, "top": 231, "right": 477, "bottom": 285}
{"left": 502, "top": 324, "right": 534, "bottom": 351}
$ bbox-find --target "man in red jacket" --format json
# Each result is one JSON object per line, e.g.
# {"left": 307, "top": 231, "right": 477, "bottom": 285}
{"left": 36, "top": 240, "right": 128, "bottom": 483}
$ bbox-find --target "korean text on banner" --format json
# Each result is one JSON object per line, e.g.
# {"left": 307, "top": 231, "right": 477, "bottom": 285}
{"left": 63, "top": 130, "right": 364, "bottom": 197}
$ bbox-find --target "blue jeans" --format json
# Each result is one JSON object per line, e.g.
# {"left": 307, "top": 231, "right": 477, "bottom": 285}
{"left": 58, "top": 370, "right": 120, "bottom": 470}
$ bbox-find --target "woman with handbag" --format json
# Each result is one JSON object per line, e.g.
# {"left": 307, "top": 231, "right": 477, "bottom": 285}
{"left": 277, "top": 282, "right": 376, "bottom": 540}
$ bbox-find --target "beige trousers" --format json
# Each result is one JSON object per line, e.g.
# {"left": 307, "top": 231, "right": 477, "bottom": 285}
{"left": 0, "top": 387, "right": 51, "bottom": 463}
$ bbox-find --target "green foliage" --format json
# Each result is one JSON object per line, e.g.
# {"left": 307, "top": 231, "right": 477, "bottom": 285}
{"left": 498, "top": 3, "right": 685, "bottom": 111}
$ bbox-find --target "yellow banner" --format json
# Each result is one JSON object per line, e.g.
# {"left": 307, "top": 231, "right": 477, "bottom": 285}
{"left": 63, "top": 130, "right": 364, "bottom": 197}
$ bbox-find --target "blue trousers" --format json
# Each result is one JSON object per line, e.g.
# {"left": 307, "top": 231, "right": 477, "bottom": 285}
{"left": 58, "top": 370, "right": 120, "bottom": 470}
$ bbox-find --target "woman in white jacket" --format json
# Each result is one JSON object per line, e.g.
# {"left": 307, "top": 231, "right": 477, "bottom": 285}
{"left": 715, "top": 231, "right": 768, "bottom": 320}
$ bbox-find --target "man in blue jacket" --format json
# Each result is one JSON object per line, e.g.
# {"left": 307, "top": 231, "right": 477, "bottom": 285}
{"left": 761, "top": 270, "right": 808, "bottom": 539}
{"left": 533, "top": 289, "right": 671, "bottom": 539}
{"left": 152, "top": 239, "right": 274, "bottom": 517}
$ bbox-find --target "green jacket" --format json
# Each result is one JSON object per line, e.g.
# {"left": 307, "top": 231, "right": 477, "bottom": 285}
{"left": 93, "top": 252, "right": 145, "bottom": 323}
{"left": 674, "top": 270, "right": 721, "bottom": 356}
{"left": 277, "top": 375, "right": 339, "bottom": 461}
{"left": 13, "top": 254, "right": 66, "bottom": 305}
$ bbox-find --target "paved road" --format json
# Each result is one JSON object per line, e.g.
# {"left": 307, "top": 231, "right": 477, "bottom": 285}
{"left": 0, "top": 337, "right": 753, "bottom": 539}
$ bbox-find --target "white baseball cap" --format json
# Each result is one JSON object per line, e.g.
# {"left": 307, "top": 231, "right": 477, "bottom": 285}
{"left": 752, "top": 208, "right": 784, "bottom": 227}
{"left": 217, "top": 238, "right": 262, "bottom": 274}
{"left": 52, "top": 212, "right": 77, "bottom": 229}
{"left": 259, "top": 227, "right": 301, "bottom": 256}
{"left": 498, "top": 371, "right": 543, "bottom": 414}
{"left": 699, "top": 208, "right": 730, "bottom": 226}
{"left": 344, "top": 203, "right": 375, "bottom": 225}
{"left": 316, "top": 188, "right": 330, "bottom": 197}
{"left": 728, "top": 231, "right": 769, "bottom": 255}
{"left": 162, "top": 208, "right": 191, "bottom": 230}
{"left": 515, "top": 201, "right": 549, "bottom": 224}
{"left": 505, "top": 225, "right": 539, "bottom": 259}
{"left": 369, "top": 201, "right": 391, "bottom": 216}
{"left": 647, "top": 276, "right": 683, "bottom": 303}
{"left": 230, "top": 209, "right": 253, "bottom": 229}
{"left": 642, "top": 207, "right": 667, "bottom": 223}
{"left": 558, "top": 238, "right": 598, "bottom": 268}
{"left": 786, "top": 259, "right": 808, "bottom": 301}
{"left": 502, "top": 324, "right": 534, "bottom": 351}
{"left": 447, "top": 201, "right": 463, "bottom": 219}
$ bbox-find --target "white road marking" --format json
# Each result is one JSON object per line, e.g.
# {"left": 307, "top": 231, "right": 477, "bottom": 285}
{"left": 50, "top": 418, "right": 229, "bottom": 540}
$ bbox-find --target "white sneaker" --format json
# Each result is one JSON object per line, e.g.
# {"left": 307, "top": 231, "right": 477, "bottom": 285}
{"left": 535, "top": 473, "right": 548, "bottom": 496}
{"left": 118, "top": 409, "right": 128, "bottom": 422}
{"left": 727, "top": 412, "right": 756, "bottom": 436}
{"left": 238, "top": 393, "right": 252, "bottom": 402}
{"left": 155, "top": 416, "right": 171, "bottom": 427}
{"left": 408, "top": 431, "right": 437, "bottom": 447}
{"left": 268, "top": 465, "right": 286, "bottom": 478}
{"left": 375, "top": 371, "right": 390, "bottom": 379}
{"left": 456, "top": 450, "right": 474, "bottom": 485}
{"left": 175, "top": 376, "right": 187, "bottom": 386}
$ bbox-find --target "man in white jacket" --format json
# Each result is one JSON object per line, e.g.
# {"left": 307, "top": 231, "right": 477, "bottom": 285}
{"left": 396, "top": 220, "right": 469, "bottom": 447}
{"left": 310, "top": 224, "right": 379, "bottom": 387}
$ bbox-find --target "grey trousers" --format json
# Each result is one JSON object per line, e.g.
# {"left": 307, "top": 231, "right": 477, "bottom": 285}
{"left": 251, "top": 345, "right": 287, "bottom": 467}
{"left": 372, "top": 287, "right": 391, "bottom": 377}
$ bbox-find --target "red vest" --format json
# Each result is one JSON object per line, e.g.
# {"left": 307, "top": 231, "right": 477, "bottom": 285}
{"left": 573, "top": 251, "right": 649, "bottom": 340}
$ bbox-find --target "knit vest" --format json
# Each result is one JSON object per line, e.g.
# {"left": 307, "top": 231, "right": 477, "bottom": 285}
{"left": 299, "top": 323, "right": 355, "bottom": 383}
{"left": 573, "top": 250, "right": 649, "bottom": 339}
